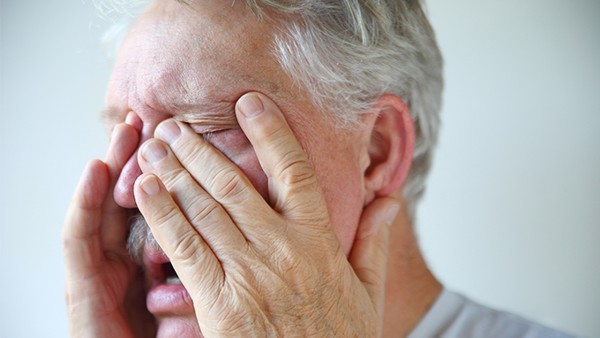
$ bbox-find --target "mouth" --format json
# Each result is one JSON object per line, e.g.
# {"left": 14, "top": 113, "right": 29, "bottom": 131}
{"left": 144, "top": 245, "right": 194, "bottom": 316}
{"left": 163, "top": 263, "right": 182, "bottom": 285}
{"left": 145, "top": 247, "right": 182, "bottom": 287}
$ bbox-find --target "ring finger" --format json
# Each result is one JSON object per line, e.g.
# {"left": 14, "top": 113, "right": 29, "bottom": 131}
{"left": 137, "top": 139, "right": 247, "bottom": 253}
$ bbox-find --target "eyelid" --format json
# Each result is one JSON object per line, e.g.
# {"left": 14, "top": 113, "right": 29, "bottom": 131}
{"left": 174, "top": 111, "right": 240, "bottom": 134}
{"left": 188, "top": 123, "right": 236, "bottom": 135}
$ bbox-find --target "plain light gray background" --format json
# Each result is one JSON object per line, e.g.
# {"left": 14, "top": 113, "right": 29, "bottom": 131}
{"left": 1, "top": 1, "right": 598, "bottom": 337}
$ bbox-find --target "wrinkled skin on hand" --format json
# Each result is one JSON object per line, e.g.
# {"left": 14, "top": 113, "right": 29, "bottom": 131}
{"left": 63, "top": 93, "right": 399, "bottom": 337}
{"left": 62, "top": 113, "right": 156, "bottom": 337}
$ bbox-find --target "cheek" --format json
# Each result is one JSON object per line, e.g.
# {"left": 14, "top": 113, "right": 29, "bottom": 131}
{"left": 303, "top": 133, "right": 365, "bottom": 256}
{"left": 317, "top": 158, "right": 364, "bottom": 256}
{"left": 235, "top": 152, "right": 269, "bottom": 201}
{"left": 208, "top": 128, "right": 364, "bottom": 256}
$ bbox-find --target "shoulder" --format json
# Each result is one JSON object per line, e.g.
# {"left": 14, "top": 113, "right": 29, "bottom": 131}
{"left": 408, "top": 289, "right": 575, "bottom": 338}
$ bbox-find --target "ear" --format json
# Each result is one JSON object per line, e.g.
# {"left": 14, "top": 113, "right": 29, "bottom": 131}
{"left": 364, "top": 94, "right": 415, "bottom": 198}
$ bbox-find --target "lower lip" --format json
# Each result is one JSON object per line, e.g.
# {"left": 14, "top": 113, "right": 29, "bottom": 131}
{"left": 147, "top": 284, "right": 194, "bottom": 316}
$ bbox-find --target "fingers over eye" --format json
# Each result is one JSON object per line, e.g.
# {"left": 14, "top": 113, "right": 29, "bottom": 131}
{"left": 136, "top": 139, "right": 247, "bottom": 250}
{"left": 235, "top": 92, "right": 327, "bottom": 218}
{"left": 150, "top": 119, "right": 274, "bottom": 227}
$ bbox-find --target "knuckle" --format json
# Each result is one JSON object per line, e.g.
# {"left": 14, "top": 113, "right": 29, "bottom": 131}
{"left": 354, "top": 265, "right": 384, "bottom": 287}
{"left": 61, "top": 232, "right": 77, "bottom": 251}
{"left": 275, "top": 152, "right": 317, "bottom": 188}
{"left": 259, "top": 119, "right": 287, "bottom": 141}
{"left": 61, "top": 236, "right": 73, "bottom": 254}
{"left": 187, "top": 199, "right": 222, "bottom": 226}
{"left": 373, "top": 233, "right": 389, "bottom": 252}
{"left": 151, "top": 202, "right": 182, "bottom": 228}
{"left": 209, "top": 168, "right": 248, "bottom": 201}
{"left": 159, "top": 167, "right": 191, "bottom": 189}
{"left": 258, "top": 121, "right": 318, "bottom": 188}
{"left": 172, "top": 231, "right": 204, "bottom": 263}
{"left": 178, "top": 141, "right": 210, "bottom": 167}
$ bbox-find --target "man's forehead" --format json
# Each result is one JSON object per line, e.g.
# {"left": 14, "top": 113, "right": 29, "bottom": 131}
{"left": 103, "top": 0, "right": 293, "bottom": 129}
{"left": 102, "top": 70, "right": 283, "bottom": 128}
{"left": 101, "top": 100, "right": 234, "bottom": 126}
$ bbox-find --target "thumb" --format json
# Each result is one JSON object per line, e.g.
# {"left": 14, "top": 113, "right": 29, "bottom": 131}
{"left": 349, "top": 197, "right": 400, "bottom": 318}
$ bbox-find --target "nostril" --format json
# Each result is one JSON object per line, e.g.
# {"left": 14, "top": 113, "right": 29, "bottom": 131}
{"left": 113, "top": 154, "right": 142, "bottom": 208}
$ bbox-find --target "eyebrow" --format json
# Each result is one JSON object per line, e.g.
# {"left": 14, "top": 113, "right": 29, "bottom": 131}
{"left": 101, "top": 106, "right": 122, "bottom": 128}
{"left": 172, "top": 101, "right": 239, "bottom": 131}
{"left": 100, "top": 100, "right": 239, "bottom": 130}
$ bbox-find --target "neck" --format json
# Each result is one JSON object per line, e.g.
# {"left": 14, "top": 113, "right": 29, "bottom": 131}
{"left": 382, "top": 198, "right": 442, "bottom": 337}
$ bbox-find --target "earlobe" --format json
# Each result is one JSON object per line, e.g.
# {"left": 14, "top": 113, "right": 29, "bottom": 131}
{"left": 364, "top": 94, "right": 415, "bottom": 198}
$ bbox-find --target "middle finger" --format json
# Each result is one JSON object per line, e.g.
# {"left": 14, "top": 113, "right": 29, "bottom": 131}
{"left": 137, "top": 139, "right": 247, "bottom": 252}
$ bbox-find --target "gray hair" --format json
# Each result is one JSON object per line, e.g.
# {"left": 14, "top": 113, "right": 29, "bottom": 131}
{"left": 95, "top": 0, "right": 443, "bottom": 219}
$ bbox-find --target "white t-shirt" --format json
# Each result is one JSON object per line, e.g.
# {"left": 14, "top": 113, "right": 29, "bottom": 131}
{"left": 407, "top": 289, "right": 574, "bottom": 338}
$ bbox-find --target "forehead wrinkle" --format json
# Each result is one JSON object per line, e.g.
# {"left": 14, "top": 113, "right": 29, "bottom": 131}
{"left": 153, "top": 77, "right": 237, "bottom": 122}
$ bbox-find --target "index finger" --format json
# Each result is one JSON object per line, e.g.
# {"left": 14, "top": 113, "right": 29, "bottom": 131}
{"left": 235, "top": 92, "right": 328, "bottom": 221}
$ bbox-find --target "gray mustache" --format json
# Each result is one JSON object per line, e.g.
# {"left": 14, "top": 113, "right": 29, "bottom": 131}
{"left": 127, "top": 213, "right": 161, "bottom": 265}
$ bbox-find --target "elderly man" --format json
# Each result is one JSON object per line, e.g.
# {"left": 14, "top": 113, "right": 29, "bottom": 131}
{"left": 62, "top": 0, "right": 571, "bottom": 337}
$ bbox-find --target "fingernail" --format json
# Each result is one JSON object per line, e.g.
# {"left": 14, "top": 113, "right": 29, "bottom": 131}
{"left": 125, "top": 111, "right": 136, "bottom": 125}
{"left": 124, "top": 111, "right": 143, "bottom": 132}
{"left": 141, "top": 175, "right": 160, "bottom": 196}
{"left": 157, "top": 119, "right": 181, "bottom": 144}
{"left": 237, "top": 93, "right": 264, "bottom": 118}
{"left": 141, "top": 141, "right": 168, "bottom": 163}
{"left": 385, "top": 203, "right": 401, "bottom": 226}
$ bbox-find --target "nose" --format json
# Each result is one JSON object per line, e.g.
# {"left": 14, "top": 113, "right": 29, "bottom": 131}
{"left": 114, "top": 153, "right": 142, "bottom": 208}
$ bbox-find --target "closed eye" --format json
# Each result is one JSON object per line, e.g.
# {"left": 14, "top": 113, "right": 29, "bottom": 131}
{"left": 202, "top": 128, "right": 251, "bottom": 154}
{"left": 189, "top": 123, "right": 233, "bottom": 135}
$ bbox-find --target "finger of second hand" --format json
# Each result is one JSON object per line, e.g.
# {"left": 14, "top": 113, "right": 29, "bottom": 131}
{"left": 101, "top": 122, "right": 140, "bottom": 248}
{"left": 137, "top": 139, "right": 248, "bottom": 252}
{"left": 134, "top": 173, "right": 225, "bottom": 299}
{"left": 104, "top": 123, "right": 139, "bottom": 187}
{"left": 348, "top": 197, "right": 398, "bottom": 321}
{"left": 63, "top": 159, "right": 110, "bottom": 275}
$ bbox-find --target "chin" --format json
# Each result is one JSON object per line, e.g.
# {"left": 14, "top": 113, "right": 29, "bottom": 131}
{"left": 156, "top": 316, "right": 203, "bottom": 338}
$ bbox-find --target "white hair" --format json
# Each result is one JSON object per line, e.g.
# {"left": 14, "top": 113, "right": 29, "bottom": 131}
{"left": 95, "top": 0, "right": 443, "bottom": 219}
